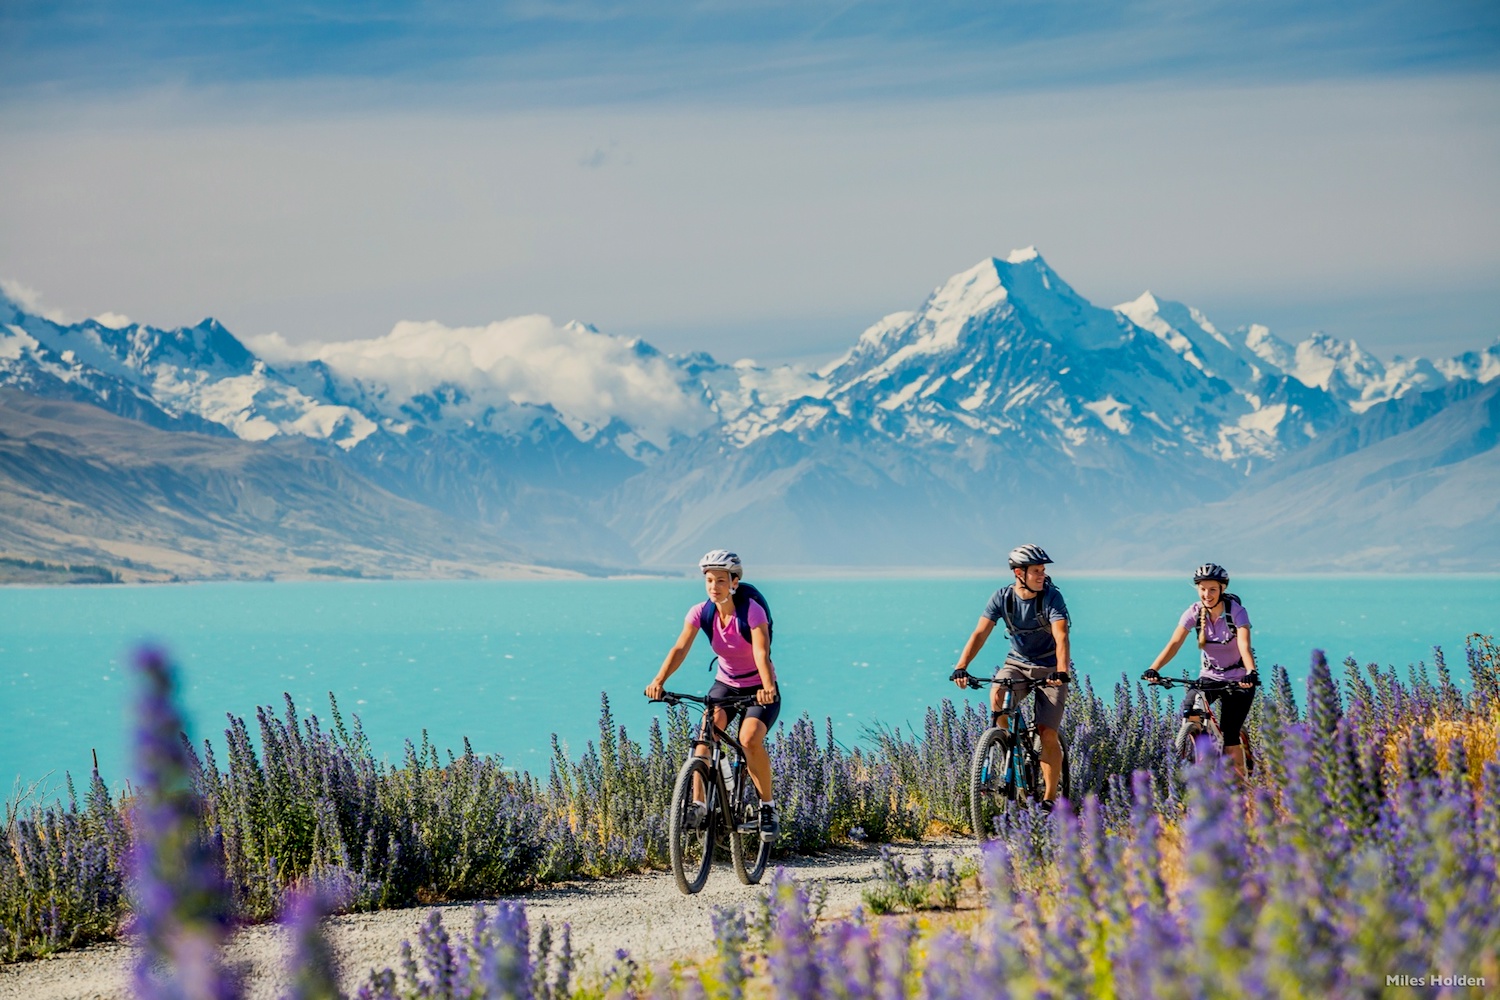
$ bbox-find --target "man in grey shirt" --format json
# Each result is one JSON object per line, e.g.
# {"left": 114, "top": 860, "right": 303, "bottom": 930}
{"left": 950, "top": 543, "right": 1071, "bottom": 809}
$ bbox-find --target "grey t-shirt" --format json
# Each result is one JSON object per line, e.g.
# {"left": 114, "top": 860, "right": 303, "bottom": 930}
{"left": 982, "top": 583, "right": 1070, "bottom": 668}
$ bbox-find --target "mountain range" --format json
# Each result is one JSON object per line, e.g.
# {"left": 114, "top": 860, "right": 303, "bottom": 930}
{"left": 3, "top": 248, "right": 1497, "bottom": 579}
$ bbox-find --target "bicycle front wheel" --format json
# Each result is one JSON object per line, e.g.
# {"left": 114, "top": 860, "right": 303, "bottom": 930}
{"left": 729, "top": 767, "right": 770, "bottom": 885}
{"left": 1173, "top": 720, "right": 1200, "bottom": 763}
{"left": 668, "top": 756, "right": 715, "bottom": 894}
{"left": 969, "top": 727, "right": 1009, "bottom": 839}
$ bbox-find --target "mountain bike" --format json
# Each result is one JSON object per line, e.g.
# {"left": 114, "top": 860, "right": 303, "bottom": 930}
{"left": 955, "top": 672, "right": 1072, "bottom": 839}
{"left": 1144, "top": 674, "right": 1257, "bottom": 772}
{"left": 649, "top": 690, "right": 771, "bottom": 894}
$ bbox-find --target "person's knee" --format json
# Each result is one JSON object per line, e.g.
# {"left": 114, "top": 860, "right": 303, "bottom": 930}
{"left": 1038, "top": 725, "right": 1060, "bottom": 748}
{"left": 741, "top": 722, "right": 767, "bottom": 751}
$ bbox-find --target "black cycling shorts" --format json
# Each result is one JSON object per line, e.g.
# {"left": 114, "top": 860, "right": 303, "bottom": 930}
{"left": 706, "top": 679, "right": 781, "bottom": 731}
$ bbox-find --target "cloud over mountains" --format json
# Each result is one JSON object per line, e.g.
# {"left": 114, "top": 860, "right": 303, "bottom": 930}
{"left": 250, "top": 316, "right": 714, "bottom": 449}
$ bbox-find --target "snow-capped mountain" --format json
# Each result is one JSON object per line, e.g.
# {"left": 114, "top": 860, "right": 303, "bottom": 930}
{"left": 4, "top": 250, "right": 1497, "bottom": 574}
{"left": 0, "top": 294, "right": 377, "bottom": 447}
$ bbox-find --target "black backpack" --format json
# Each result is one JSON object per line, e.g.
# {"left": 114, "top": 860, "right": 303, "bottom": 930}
{"left": 998, "top": 577, "right": 1060, "bottom": 637}
{"left": 697, "top": 581, "right": 773, "bottom": 648}
{"left": 1193, "top": 593, "right": 1242, "bottom": 644}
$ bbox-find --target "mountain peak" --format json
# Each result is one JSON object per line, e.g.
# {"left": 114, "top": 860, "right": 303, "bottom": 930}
{"left": 1121, "top": 290, "right": 1161, "bottom": 315}
{"left": 1005, "top": 246, "right": 1040, "bottom": 264}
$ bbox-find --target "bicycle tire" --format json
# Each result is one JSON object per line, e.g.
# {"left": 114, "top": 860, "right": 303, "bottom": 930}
{"left": 728, "top": 763, "right": 770, "bottom": 884}
{"left": 1174, "top": 714, "right": 1205, "bottom": 763}
{"left": 969, "top": 727, "right": 1009, "bottom": 839}
{"left": 668, "top": 756, "right": 715, "bottom": 894}
{"left": 1020, "top": 732, "right": 1045, "bottom": 804}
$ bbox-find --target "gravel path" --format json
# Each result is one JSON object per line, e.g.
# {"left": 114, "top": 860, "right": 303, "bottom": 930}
{"left": 0, "top": 840, "right": 976, "bottom": 1000}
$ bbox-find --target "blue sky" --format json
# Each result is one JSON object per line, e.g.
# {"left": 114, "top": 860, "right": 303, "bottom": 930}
{"left": 2, "top": 1, "right": 1498, "bottom": 363}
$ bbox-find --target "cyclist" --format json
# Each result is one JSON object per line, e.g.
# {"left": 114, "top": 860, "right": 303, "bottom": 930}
{"left": 949, "top": 543, "right": 1071, "bottom": 811}
{"left": 645, "top": 550, "right": 781, "bottom": 840}
{"left": 1144, "top": 563, "right": 1259, "bottom": 778}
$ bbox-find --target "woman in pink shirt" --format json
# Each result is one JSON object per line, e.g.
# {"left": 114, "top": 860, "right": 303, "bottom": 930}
{"left": 1144, "top": 563, "right": 1259, "bottom": 778}
{"left": 645, "top": 550, "right": 781, "bottom": 839}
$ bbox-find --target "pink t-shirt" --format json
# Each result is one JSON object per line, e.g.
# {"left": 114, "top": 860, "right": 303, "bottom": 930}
{"left": 685, "top": 598, "right": 769, "bottom": 687}
{"left": 1179, "top": 600, "right": 1252, "bottom": 679}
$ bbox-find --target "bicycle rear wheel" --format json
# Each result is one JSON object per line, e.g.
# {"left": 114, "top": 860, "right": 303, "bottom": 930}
{"left": 728, "top": 764, "right": 770, "bottom": 884}
{"left": 668, "top": 757, "right": 715, "bottom": 894}
{"left": 1058, "top": 737, "right": 1071, "bottom": 801}
{"left": 969, "top": 727, "right": 1010, "bottom": 839}
{"left": 1019, "top": 732, "right": 1045, "bottom": 804}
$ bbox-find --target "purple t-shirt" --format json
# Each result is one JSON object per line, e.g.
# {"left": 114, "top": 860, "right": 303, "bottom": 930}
{"left": 1179, "top": 600, "right": 1252, "bottom": 679}
{"left": 686, "top": 598, "right": 769, "bottom": 687}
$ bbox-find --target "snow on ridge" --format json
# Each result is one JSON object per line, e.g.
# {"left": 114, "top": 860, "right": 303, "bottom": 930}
{"left": 1006, "top": 246, "right": 1040, "bottom": 264}
{"left": 1289, "top": 331, "right": 1385, "bottom": 394}
{"left": 1116, "top": 292, "right": 1206, "bottom": 372}
{"left": 1434, "top": 343, "right": 1500, "bottom": 385}
{"left": 1083, "top": 396, "right": 1133, "bottom": 434}
{"left": 835, "top": 261, "right": 1010, "bottom": 384}
{"left": 1243, "top": 324, "right": 1295, "bottom": 372}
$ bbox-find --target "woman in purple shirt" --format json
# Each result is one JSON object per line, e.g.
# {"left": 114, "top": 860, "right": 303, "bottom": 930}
{"left": 1144, "top": 563, "right": 1259, "bottom": 778}
{"left": 645, "top": 550, "right": 781, "bottom": 839}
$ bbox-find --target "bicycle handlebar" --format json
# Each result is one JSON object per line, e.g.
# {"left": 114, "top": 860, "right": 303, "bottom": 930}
{"left": 649, "top": 690, "right": 763, "bottom": 709}
{"left": 1143, "top": 674, "right": 1259, "bottom": 690}
{"left": 950, "top": 670, "right": 1066, "bottom": 692}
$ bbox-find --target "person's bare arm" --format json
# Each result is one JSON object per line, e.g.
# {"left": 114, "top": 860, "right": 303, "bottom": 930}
{"left": 952, "top": 616, "right": 997, "bottom": 686}
{"left": 646, "top": 621, "right": 700, "bottom": 700}
{"left": 1237, "top": 626, "right": 1257, "bottom": 686}
{"left": 1050, "top": 618, "right": 1071, "bottom": 683}
{"left": 751, "top": 625, "right": 777, "bottom": 704}
{"left": 1146, "top": 626, "right": 1191, "bottom": 679}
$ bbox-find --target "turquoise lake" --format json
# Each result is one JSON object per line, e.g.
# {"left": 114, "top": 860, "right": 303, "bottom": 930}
{"left": 2, "top": 575, "right": 1496, "bottom": 795}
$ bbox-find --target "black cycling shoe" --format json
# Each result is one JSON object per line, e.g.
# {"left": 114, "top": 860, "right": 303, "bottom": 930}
{"left": 758, "top": 804, "right": 779, "bottom": 843}
{"left": 685, "top": 801, "right": 708, "bottom": 829}
{"left": 1039, "top": 799, "right": 1056, "bottom": 815}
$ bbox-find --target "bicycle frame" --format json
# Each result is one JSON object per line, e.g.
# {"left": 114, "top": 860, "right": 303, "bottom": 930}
{"left": 995, "top": 679, "right": 1041, "bottom": 798}
{"left": 658, "top": 691, "right": 762, "bottom": 833}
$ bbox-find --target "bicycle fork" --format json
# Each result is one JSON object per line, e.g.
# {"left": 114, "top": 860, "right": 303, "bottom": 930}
{"left": 1175, "top": 692, "right": 1211, "bottom": 758}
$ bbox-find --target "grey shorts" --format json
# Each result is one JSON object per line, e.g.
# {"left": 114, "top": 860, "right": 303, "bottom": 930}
{"left": 994, "top": 657, "right": 1067, "bottom": 731}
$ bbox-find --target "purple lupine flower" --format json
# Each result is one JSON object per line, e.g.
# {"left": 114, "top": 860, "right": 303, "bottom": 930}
{"left": 472, "top": 902, "right": 533, "bottom": 998}
{"left": 709, "top": 907, "right": 748, "bottom": 1000}
{"left": 280, "top": 888, "right": 341, "bottom": 1000}
{"left": 416, "top": 909, "right": 456, "bottom": 996}
{"left": 765, "top": 869, "right": 820, "bottom": 998}
{"left": 874, "top": 917, "right": 916, "bottom": 1000}
{"left": 127, "top": 646, "right": 239, "bottom": 1000}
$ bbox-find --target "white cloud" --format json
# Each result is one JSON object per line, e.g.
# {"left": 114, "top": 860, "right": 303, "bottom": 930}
{"left": 0, "top": 278, "right": 71, "bottom": 324}
{"left": 249, "top": 316, "right": 714, "bottom": 447}
{"left": 92, "top": 311, "right": 133, "bottom": 329}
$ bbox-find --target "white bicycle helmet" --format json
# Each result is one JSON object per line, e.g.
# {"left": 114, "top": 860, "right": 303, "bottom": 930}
{"left": 698, "top": 549, "right": 743, "bottom": 578}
